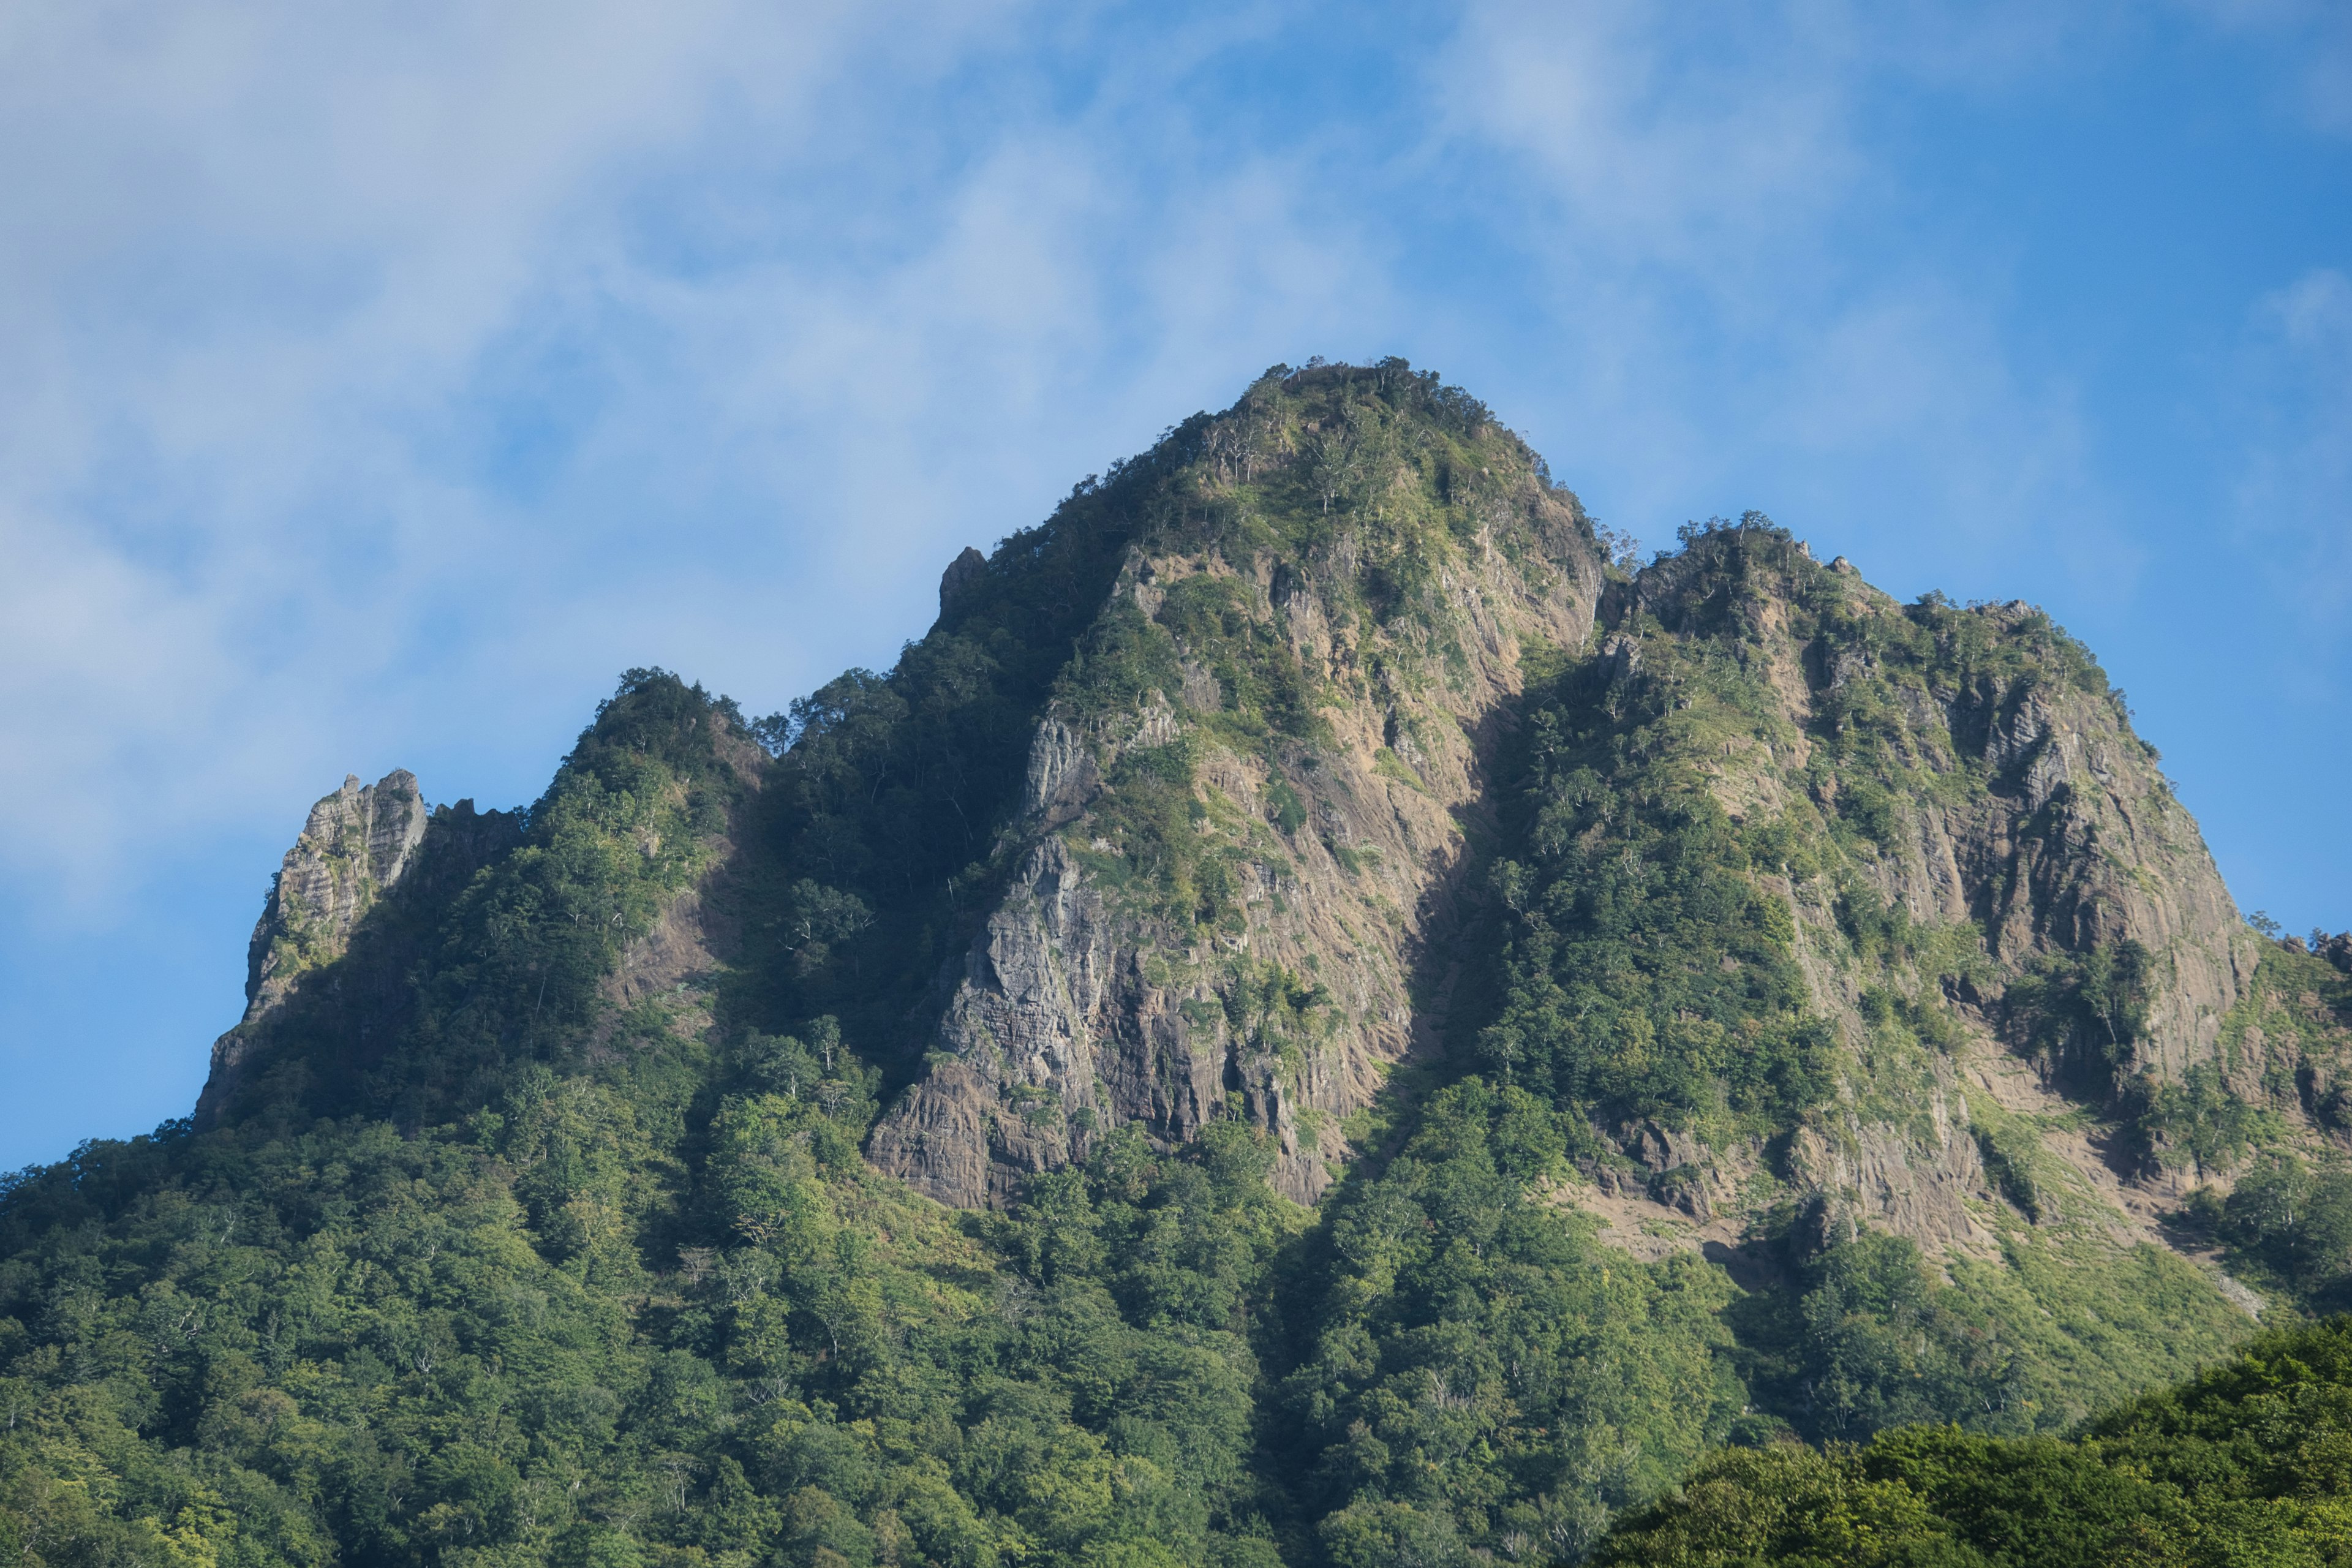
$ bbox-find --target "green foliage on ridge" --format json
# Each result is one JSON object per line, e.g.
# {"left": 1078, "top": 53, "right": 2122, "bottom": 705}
{"left": 1594, "top": 1316, "right": 2352, "bottom": 1566}
{"left": 1241, "top": 522, "right": 2256, "bottom": 1562}
{"left": 0, "top": 361, "right": 1597, "bottom": 1568}
{"left": 1274, "top": 1080, "right": 1746, "bottom": 1566}
{"left": 1477, "top": 632, "right": 1834, "bottom": 1140}
{"left": 0, "top": 672, "right": 1301, "bottom": 1568}
{"left": 213, "top": 669, "right": 746, "bottom": 1132}
{"left": 0, "top": 369, "right": 2331, "bottom": 1568}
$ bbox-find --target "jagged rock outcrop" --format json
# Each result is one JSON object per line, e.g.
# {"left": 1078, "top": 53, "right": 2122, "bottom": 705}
{"left": 113, "top": 374, "right": 2305, "bottom": 1566}
{"left": 1566, "top": 533, "right": 2261, "bottom": 1268}
{"left": 199, "top": 771, "right": 428, "bottom": 1117}
{"left": 1930, "top": 628, "right": 2249, "bottom": 1080}
{"left": 862, "top": 405, "right": 2266, "bottom": 1245}
{"left": 1625, "top": 551, "right": 2250, "bottom": 1085}
{"left": 237, "top": 771, "right": 428, "bottom": 1024}
{"left": 159, "top": 368, "right": 2261, "bottom": 1298}
{"left": 2317, "top": 931, "right": 2352, "bottom": 978}
{"left": 871, "top": 390, "right": 1604, "bottom": 1205}
{"left": 939, "top": 546, "right": 988, "bottom": 617}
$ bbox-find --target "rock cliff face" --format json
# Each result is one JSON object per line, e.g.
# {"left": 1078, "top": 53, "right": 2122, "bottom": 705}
{"left": 186, "top": 368, "right": 2286, "bottom": 1300}
{"left": 848, "top": 383, "right": 2264, "bottom": 1265}
{"left": 1562, "top": 535, "right": 2261, "bottom": 1265}
{"left": 195, "top": 690, "right": 750, "bottom": 1129}
{"left": 108, "top": 366, "right": 2337, "bottom": 1568}
{"left": 199, "top": 771, "right": 429, "bottom": 1118}
{"left": 869, "top": 382, "right": 1602, "bottom": 1204}
{"left": 246, "top": 771, "right": 430, "bottom": 1017}
{"left": 872, "top": 532, "right": 1597, "bottom": 1205}
{"left": 1619, "top": 547, "right": 2250, "bottom": 1070}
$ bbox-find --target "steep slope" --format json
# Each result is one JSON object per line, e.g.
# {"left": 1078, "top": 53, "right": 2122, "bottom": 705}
{"left": 192, "top": 672, "right": 749, "bottom": 1133}
{"left": 1491, "top": 524, "right": 2260, "bottom": 1262}
{"left": 864, "top": 367, "right": 1600, "bottom": 1204}
{"left": 1256, "top": 523, "right": 2271, "bottom": 1562}
{"left": 2, "top": 363, "right": 2343, "bottom": 1568}
{"left": 200, "top": 770, "right": 429, "bottom": 1119}
{"left": 12, "top": 673, "right": 1308, "bottom": 1568}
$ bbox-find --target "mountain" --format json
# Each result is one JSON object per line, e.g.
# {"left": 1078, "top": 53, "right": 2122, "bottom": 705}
{"left": 6, "top": 361, "right": 2350, "bottom": 1568}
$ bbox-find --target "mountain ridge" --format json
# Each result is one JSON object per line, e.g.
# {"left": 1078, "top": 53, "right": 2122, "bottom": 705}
{"left": 7, "top": 360, "right": 2350, "bottom": 1568}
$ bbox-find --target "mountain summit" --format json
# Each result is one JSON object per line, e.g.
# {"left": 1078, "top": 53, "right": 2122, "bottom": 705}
{"left": 7, "top": 361, "right": 2350, "bottom": 1568}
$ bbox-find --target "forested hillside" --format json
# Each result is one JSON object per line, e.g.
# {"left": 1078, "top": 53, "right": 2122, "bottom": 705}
{"left": 5, "top": 363, "right": 2349, "bottom": 1568}
{"left": 1596, "top": 1316, "right": 2352, "bottom": 1565}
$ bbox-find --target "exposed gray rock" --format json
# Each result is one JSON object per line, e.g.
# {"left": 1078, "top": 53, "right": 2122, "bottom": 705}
{"left": 2320, "top": 932, "right": 2352, "bottom": 978}
{"left": 1023, "top": 717, "right": 1097, "bottom": 827}
{"left": 1788, "top": 1091, "right": 1992, "bottom": 1257}
{"left": 201, "top": 771, "right": 428, "bottom": 1109}
{"left": 238, "top": 771, "right": 428, "bottom": 1023}
{"left": 1616, "top": 1118, "right": 1704, "bottom": 1174}
{"left": 874, "top": 497, "right": 1602, "bottom": 1207}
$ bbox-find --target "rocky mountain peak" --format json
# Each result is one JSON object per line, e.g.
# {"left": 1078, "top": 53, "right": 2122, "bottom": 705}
{"left": 240, "top": 769, "right": 428, "bottom": 1019}
{"left": 14, "top": 368, "right": 2348, "bottom": 1568}
{"left": 938, "top": 545, "right": 988, "bottom": 619}
{"left": 856, "top": 365, "right": 1604, "bottom": 1205}
{"left": 198, "top": 768, "right": 428, "bottom": 1116}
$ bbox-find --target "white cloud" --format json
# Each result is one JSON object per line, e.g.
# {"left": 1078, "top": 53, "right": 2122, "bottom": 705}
{"left": 0, "top": 0, "right": 2338, "bottom": 908}
{"left": 0, "top": 0, "right": 1393, "bottom": 919}
{"left": 1438, "top": 1, "right": 1861, "bottom": 276}
{"left": 0, "top": 0, "right": 1019, "bottom": 903}
{"left": 1, "top": 0, "right": 2347, "bottom": 1161}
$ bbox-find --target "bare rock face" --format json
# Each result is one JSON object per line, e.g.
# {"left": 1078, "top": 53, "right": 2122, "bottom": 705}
{"left": 1606, "top": 546, "right": 2256, "bottom": 1264}
{"left": 872, "top": 465, "right": 1604, "bottom": 1206}
{"left": 1787, "top": 1091, "right": 1994, "bottom": 1256}
{"left": 242, "top": 771, "right": 429, "bottom": 1019}
{"left": 1940, "top": 657, "right": 2251, "bottom": 1080}
{"left": 2316, "top": 932, "right": 2352, "bottom": 978}
{"left": 202, "top": 771, "right": 428, "bottom": 1102}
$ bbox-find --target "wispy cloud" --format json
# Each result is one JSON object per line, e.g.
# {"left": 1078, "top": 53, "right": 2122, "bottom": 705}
{"left": 2231, "top": 268, "right": 2352, "bottom": 630}
{"left": 0, "top": 1, "right": 989, "bottom": 892}
{"left": 1425, "top": 1, "right": 2121, "bottom": 594}
{"left": 0, "top": 0, "right": 1388, "bottom": 911}
{"left": 1439, "top": 2, "right": 1861, "bottom": 271}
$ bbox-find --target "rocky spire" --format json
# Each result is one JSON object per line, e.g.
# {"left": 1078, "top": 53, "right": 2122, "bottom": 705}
{"left": 236, "top": 770, "right": 429, "bottom": 1023}
{"left": 938, "top": 545, "right": 988, "bottom": 619}
{"left": 199, "top": 770, "right": 428, "bottom": 1112}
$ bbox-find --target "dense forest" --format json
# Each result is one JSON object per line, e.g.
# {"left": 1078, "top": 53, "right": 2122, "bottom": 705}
{"left": 1599, "top": 1316, "right": 2352, "bottom": 1566}
{"left": 6, "top": 363, "right": 2351, "bottom": 1567}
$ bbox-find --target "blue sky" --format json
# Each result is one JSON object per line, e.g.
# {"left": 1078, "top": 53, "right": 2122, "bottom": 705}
{"left": 1, "top": 0, "right": 2346, "bottom": 1170}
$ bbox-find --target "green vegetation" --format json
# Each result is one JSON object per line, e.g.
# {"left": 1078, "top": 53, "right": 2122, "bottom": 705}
{"left": 1275, "top": 1081, "right": 1746, "bottom": 1564}
{"left": 0, "top": 1077, "right": 1301, "bottom": 1568}
{"left": 209, "top": 669, "right": 742, "bottom": 1132}
{"left": 1232, "top": 519, "right": 2253, "bottom": 1561}
{"left": 2183, "top": 1153, "right": 2352, "bottom": 1317}
{"left": 1594, "top": 1316, "right": 2352, "bottom": 1566}
{"left": 0, "top": 369, "right": 2333, "bottom": 1567}
{"left": 737, "top": 359, "right": 1580, "bottom": 1093}
{"left": 0, "top": 674, "right": 1302, "bottom": 1568}
{"left": 1477, "top": 597, "right": 1836, "bottom": 1140}
{"left": 2004, "top": 941, "right": 2153, "bottom": 1089}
